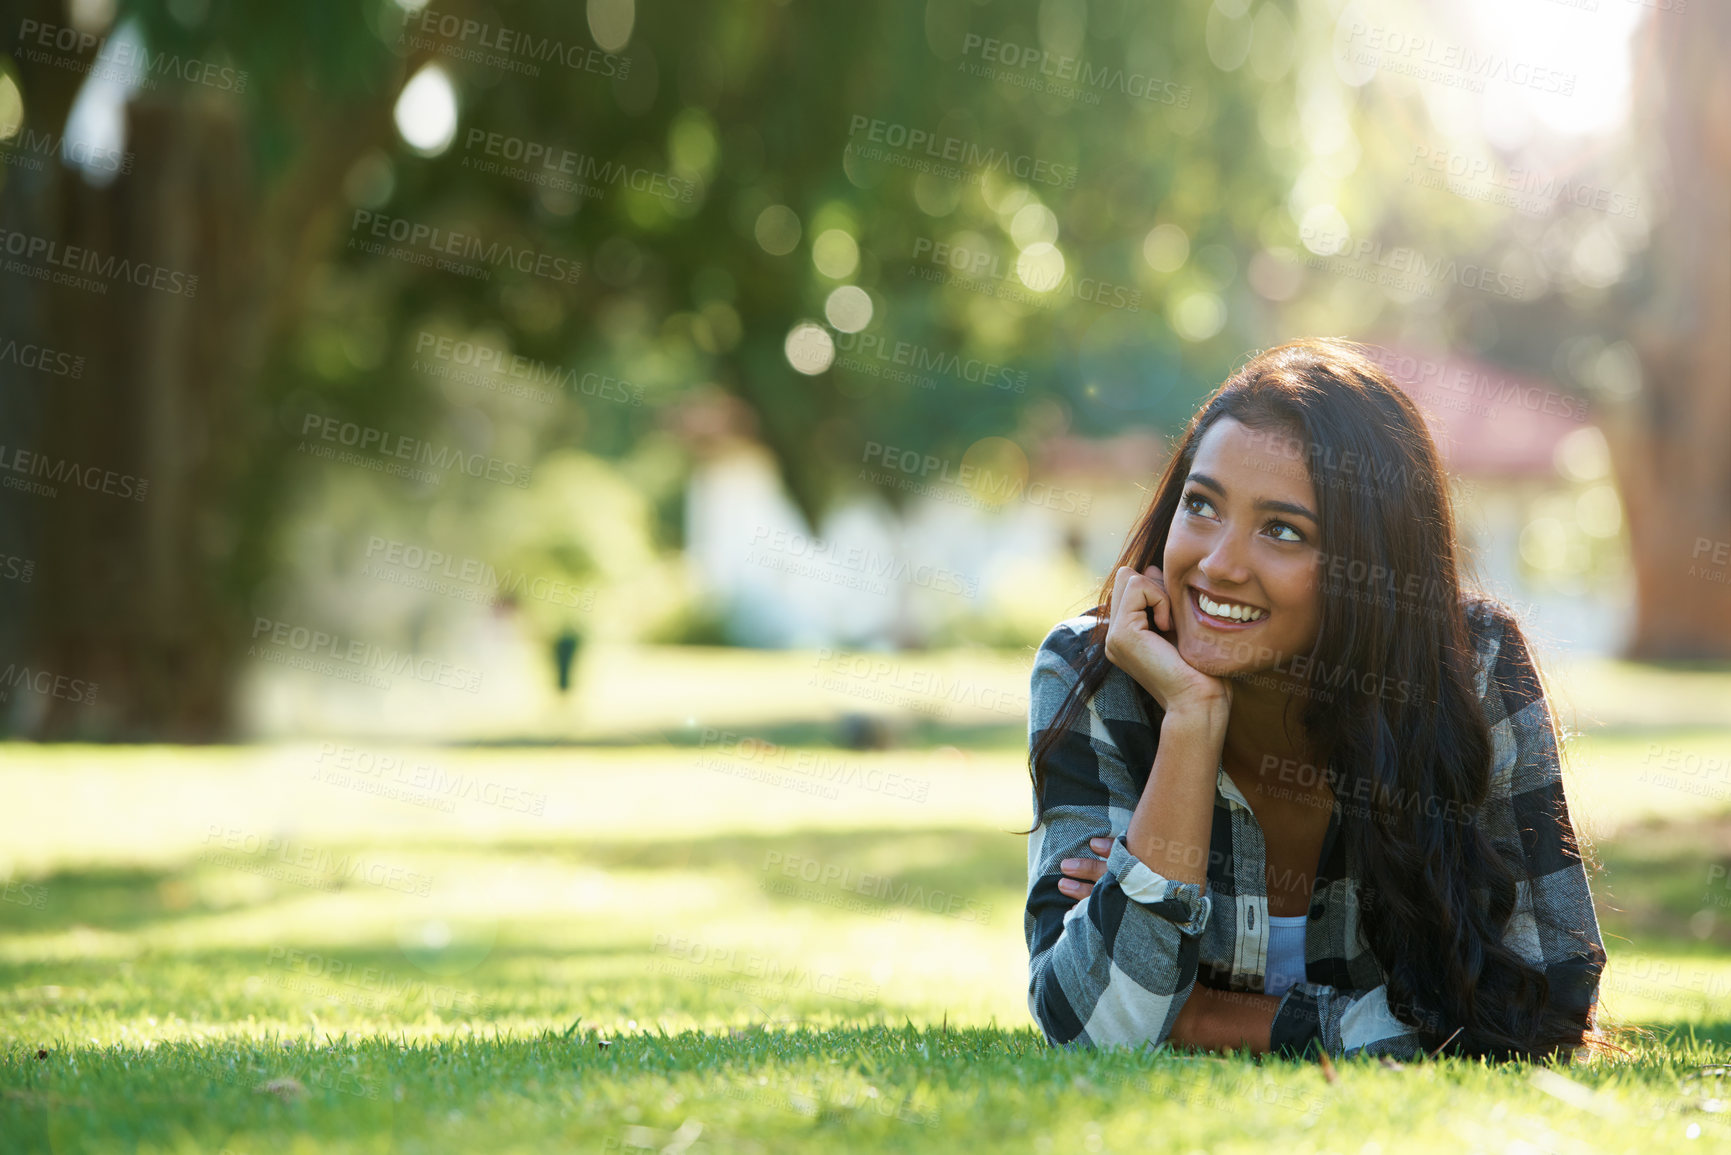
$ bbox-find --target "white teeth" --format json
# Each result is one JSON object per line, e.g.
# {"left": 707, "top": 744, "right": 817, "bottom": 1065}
{"left": 1198, "top": 592, "right": 1266, "bottom": 622}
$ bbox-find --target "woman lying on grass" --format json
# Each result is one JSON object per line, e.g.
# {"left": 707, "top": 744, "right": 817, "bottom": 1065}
{"left": 1021, "top": 338, "right": 1626, "bottom": 1063}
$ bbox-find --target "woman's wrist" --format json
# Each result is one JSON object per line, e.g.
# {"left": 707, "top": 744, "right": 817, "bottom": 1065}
{"left": 1170, "top": 984, "right": 1215, "bottom": 1048}
{"left": 1160, "top": 692, "right": 1230, "bottom": 742}
{"left": 1172, "top": 984, "right": 1280, "bottom": 1056}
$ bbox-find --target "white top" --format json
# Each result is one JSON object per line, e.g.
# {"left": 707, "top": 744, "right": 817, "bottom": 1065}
{"left": 1264, "top": 913, "right": 1310, "bottom": 998}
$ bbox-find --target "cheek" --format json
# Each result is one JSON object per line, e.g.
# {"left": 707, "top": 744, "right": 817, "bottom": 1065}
{"left": 1270, "top": 565, "right": 1321, "bottom": 616}
{"left": 1163, "top": 525, "right": 1198, "bottom": 568}
{"left": 1281, "top": 579, "right": 1323, "bottom": 634}
{"left": 1281, "top": 556, "right": 1321, "bottom": 597}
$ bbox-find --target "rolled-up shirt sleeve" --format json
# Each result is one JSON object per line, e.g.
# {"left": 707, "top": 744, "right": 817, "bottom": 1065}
{"left": 1271, "top": 606, "right": 1607, "bottom": 1062}
{"left": 1270, "top": 982, "right": 1434, "bottom": 1060}
{"left": 1024, "top": 619, "right": 1212, "bottom": 1050}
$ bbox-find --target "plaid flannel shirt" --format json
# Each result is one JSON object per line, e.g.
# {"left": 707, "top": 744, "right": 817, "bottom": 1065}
{"left": 1023, "top": 599, "right": 1606, "bottom": 1060}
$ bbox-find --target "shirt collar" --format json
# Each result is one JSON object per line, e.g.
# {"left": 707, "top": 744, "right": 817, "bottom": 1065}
{"left": 1215, "top": 761, "right": 1254, "bottom": 811}
{"left": 1214, "top": 759, "right": 1344, "bottom": 817}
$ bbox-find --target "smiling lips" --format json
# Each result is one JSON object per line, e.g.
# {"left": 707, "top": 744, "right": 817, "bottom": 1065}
{"left": 1189, "top": 586, "right": 1268, "bottom": 628}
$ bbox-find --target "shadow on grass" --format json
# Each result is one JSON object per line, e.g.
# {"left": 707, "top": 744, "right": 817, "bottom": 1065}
{"left": 0, "top": 861, "right": 327, "bottom": 937}
{"left": 552, "top": 826, "right": 1029, "bottom": 912}
{"left": 445, "top": 716, "right": 1029, "bottom": 752}
{"left": 0, "top": 827, "right": 1036, "bottom": 1064}
{"left": 12, "top": 812, "right": 1730, "bottom": 954}
{"left": 1592, "top": 811, "right": 1731, "bottom": 948}
{"left": 9, "top": 820, "right": 1731, "bottom": 1076}
{"left": 0, "top": 826, "right": 1032, "bottom": 937}
{"left": 0, "top": 928, "right": 981, "bottom": 1046}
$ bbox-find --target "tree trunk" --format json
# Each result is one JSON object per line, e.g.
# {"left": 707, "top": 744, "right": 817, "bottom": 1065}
{"left": 1, "top": 13, "right": 404, "bottom": 739}
{"left": 1610, "top": 5, "right": 1731, "bottom": 660}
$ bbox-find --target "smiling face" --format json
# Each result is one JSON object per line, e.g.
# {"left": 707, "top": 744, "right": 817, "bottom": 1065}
{"left": 1161, "top": 415, "right": 1324, "bottom": 678}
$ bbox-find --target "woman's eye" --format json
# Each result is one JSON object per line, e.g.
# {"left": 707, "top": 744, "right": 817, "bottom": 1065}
{"left": 1183, "top": 493, "right": 1215, "bottom": 517}
{"left": 1182, "top": 492, "right": 1302, "bottom": 541}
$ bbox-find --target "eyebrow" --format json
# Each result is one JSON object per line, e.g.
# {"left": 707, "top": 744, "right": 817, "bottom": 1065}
{"left": 1187, "top": 472, "right": 1319, "bottom": 523}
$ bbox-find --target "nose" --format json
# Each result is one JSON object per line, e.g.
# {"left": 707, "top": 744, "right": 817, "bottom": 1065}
{"left": 1198, "top": 529, "right": 1253, "bottom": 588}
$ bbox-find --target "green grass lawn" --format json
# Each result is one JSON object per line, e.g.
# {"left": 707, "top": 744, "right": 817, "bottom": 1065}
{"left": 2, "top": 649, "right": 1730, "bottom": 1152}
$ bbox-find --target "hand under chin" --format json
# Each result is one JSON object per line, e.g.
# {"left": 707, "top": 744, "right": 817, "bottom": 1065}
{"left": 1179, "top": 643, "right": 1242, "bottom": 678}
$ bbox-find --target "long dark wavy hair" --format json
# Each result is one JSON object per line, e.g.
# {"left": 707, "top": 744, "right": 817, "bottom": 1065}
{"left": 1023, "top": 338, "right": 1631, "bottom": 1064}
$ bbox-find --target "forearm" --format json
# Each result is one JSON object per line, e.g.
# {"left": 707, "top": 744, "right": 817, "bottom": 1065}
{"left": 1169, "top": 984, "right": 1280, "bottom": 1056}
{"left": 1125, "top": 703, "right": 1228, "bottom": 889}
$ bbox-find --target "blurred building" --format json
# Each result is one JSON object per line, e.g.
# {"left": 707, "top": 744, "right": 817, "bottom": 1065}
{"left": 1371, "top": 345, "right": 1632, "bottom": 658}
{"left": 679, "top": 353, "right": 1631, "bottom": 657}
